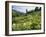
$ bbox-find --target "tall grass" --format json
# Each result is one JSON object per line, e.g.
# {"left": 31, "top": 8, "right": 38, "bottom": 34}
{"left": 12, "top": 11, "right": 41, "bottom": 31}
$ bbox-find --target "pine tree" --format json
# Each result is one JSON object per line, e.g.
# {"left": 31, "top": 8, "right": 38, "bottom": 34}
{"left": 25, "top": 9, "right": 28, "bottom": 16}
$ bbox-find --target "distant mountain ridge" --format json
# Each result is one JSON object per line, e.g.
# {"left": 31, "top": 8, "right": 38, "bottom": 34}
{"left": 12, "top": 9, "right": 26, "bottom": 16}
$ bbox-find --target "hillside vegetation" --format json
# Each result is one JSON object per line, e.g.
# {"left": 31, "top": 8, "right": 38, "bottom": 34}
{"left": 12, "top": 7, "right": 41, "bottom": 31}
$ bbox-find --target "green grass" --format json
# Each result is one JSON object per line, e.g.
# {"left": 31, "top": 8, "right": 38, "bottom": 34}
{"left": 12, "top": 11, "right": 41, "bottom": 31}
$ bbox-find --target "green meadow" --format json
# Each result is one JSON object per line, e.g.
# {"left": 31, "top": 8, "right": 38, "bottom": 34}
{"left": 12, "top": 7, "right": 41, "bottom": 31}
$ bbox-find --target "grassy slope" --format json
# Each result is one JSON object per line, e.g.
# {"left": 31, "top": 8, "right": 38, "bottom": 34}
{"left": 12, "top": 11, "right": 41, "bottom": 31}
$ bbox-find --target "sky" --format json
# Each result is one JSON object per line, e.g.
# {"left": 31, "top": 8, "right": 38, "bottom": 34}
{"left": 12, "top": 5, "right": 36, "bottom": 13}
